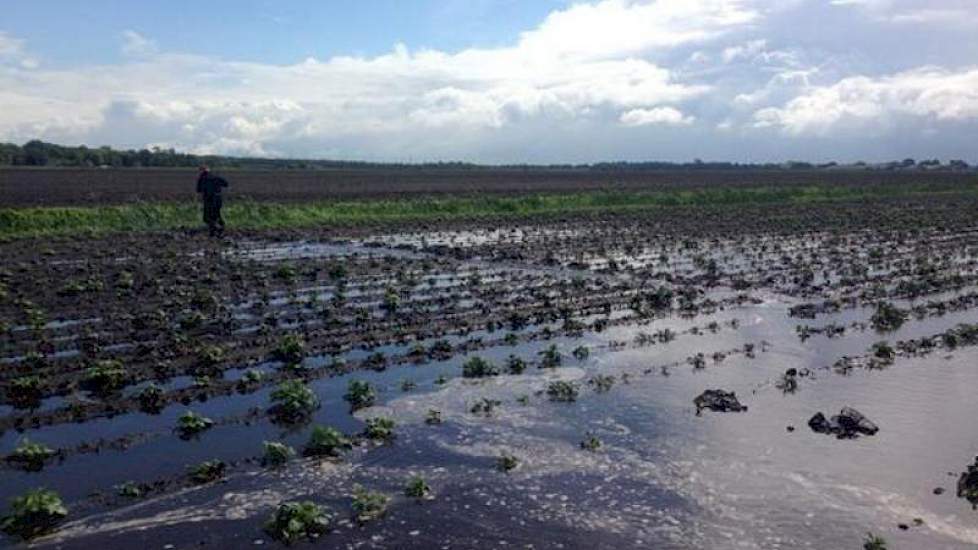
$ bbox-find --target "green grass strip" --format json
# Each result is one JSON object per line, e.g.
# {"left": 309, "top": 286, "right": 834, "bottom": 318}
{"left": 0, "top": 184, "right": 973, "bottom": 240}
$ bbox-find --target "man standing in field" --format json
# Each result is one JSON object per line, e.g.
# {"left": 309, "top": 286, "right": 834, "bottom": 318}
{"left": 196, "top": 166, "right": 229, "bottom": 237}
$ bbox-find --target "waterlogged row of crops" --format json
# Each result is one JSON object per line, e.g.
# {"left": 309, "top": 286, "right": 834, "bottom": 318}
{"left": 2, "top": 198, "right": 978, "bottom": 546}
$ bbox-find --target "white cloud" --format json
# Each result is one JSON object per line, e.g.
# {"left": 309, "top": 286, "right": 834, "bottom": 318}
{"left": 517, "top": 0, "right": 757, "bottom": 60}
{"left": 830, "top": 0, "right": 978, "bottom": 26}
{"left": 722, "top": 39, "right": 767, "bottom": 63}
{"left": 1, "top": 0, "right": 977, "bottom": 162}
{"left": 620, "top": 106, "right": 694, "bottom": 126}
{"left": 830, "top": 0, "right": 889, "bottom": 6}
{"left": 0, "top": 31, "right": 23, "bottom": 58}
{"left": 888, "top": 8, "right": 978, "bottom": 25}
{"left": 1, "top": 0, "right": 753, "bottom": 155}
{"left": 0, "top": 30, "right": 39, "bottom": 69}
{"left": 121, "top": 30, "right": 158, "bottom": 57}
{"left": 753, "top": 67, "right": 978, "bottom": 135}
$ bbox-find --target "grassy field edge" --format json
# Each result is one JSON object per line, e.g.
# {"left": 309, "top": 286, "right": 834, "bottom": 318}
{"left": 1, "top": 185, "right": 972, "bottom": 240}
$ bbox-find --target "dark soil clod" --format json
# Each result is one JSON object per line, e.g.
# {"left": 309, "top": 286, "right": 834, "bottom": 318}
{"left": 694, "top": 389, "right": 747, "bottom": 414}
{"left": 808, "top": 407, "right": 879, "bottom": 439}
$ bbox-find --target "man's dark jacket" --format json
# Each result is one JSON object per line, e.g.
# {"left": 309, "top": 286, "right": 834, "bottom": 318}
{"left": 196, "top": 173, "right": 229, "bottom": 196}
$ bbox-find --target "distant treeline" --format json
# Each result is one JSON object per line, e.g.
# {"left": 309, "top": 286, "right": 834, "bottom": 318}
{"left": 0, "top": 140, "right": 973, "bottom": 172}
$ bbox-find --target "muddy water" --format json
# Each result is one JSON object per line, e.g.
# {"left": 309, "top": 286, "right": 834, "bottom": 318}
{"left": 5, "top": 235, "right": 978, "bottom": 549}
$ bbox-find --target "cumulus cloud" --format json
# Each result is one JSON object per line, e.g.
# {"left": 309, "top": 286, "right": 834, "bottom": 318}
{"left": 0, "top": 0, "right": 976, "bottom": 162}
{"left": 121, "top": 30, "right": 158, "bottom": 57}
{"left": 830, "top": 0, "right": 978, "bottom": 26}
{"left": 753, "top": 67, "right": 978, "bottom": 135}
{"left": 722, "top": 39, "right": 767, "bottom": 63}
{"left": 0, "top": 31, "right": 38, "bottom": 69}
{"left": 1, "top": 0, "right": 757, "bottom": 156}
{"left": 517, "top": 0, "right": 757, "bottom": 60}
{"left": 620, "top": 107, "right": 694, "bottom": 126}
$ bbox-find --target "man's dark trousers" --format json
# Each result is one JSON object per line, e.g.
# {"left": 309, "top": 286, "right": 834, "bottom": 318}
{"left": 203, "top": 194, "right": 225, "bottom": 237}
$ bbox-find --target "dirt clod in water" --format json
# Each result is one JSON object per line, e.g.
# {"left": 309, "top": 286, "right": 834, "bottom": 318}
{"left": 808, "top": 407, "right": 879, "bottom": 439}
{"left": 694, "top": 389, "right": 748, "bottom": 414}
{"left": 957, "top": 457, "right": 978, "bottom": 508}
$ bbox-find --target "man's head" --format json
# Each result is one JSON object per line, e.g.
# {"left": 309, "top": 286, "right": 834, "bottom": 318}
{"left": 198, "top": 165, "right": 209, "bottom": 174}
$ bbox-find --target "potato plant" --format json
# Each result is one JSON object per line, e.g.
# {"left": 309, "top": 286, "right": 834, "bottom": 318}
{"left": 265, "top": 501, "right": 331, "bottom": 544}
{"left": 0, "top": 489, "right": 68, "bottom": 540}
{"left": 304, "top": 426, "right": 351, "bottom": 457}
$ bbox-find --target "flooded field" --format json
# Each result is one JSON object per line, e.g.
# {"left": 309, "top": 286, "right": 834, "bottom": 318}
{"left": 3, "top": 197, "right": 978, "bottom": 548}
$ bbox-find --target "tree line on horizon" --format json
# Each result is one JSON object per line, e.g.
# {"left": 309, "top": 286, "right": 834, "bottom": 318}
{"left": 0, "top": 140, "right": 972, "bottom": 172}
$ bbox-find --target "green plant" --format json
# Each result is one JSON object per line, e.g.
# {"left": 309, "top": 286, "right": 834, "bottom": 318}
{"left": 190, "top": 288, "right": 218, "bottom": 310}
{"left": 580, "top": 434, "right": 602, "bottom": 452}
{"left": 262, "top": 441, "right": 296, "bottom": 468}
{"left": 115, "top": 481, "right": 144, "bottom": 498}
{"left": 870, "top": 301, "right": 907, "bottom": 332}
{"left": 0, "top": 488, "right": 68, "bottom": 540}
{"left": 196, "top": 344, "right": 225, "bottom": 367}
{"left": 304, "top": 425, "right": 351, "bottom": 457}
{"left": 407, "top": 342, "right": 426, "bottom": 358}
{"left": 425, "top": 409, "right": 443, "bottom": 425}
{"left": 22, "top": 351, "right": 46, "bottom": 370}
{"left": 116, "top": 270, "right": 134, "bottom": 290}
{"left": 589, "top": 374, "right": 615, "bottom": 393}
{"left": 429, "top": 339, "right": 453, "bottom": 358}
{"left": 176, "top": 410, "right": 214, "bottom": 439}
{"left": 538, "top": 344, "right": 562, "bottom": 368}
{"left": 344, "top": 379, "right": 376, "bottom": 410}
{"left": 328, "top": 263, "right": 347, "bottom": 280}
{"left": 188, "top": 460, "right": 226, "bottom": 484}
{"left": 238, "top": 368, "right": 264, "bottom": 390}
{"left": 547, "top": 380, "right": 578, "bottom": 402}
{"left": 497, "top": 453, "right": 519, "bottom": 472}
{"left": 351, "top": 485, "right": 388, "bottom": 523}
{"left": 363, "top": 417, "right": 396, "bottom": 441}
{"left": 7, "top": 439, "right": 54, "bottom": 472}
{"left": 274, "top": 264, "right": 297, "bottom": 283}
{"left": 404, "top": 476, "right": 432, "bottom": 499}
{"left": 572, "top": 345, "right": 590, "bottom": 360}
{"left": 8, "top": 376, "right": 42, "bottom": 406}
{"left": 462, "top": 356, "right": 499, "bottom": 378}
{"left": 25, "top": 307, "right": 47, "bottom": 333}
{"left": 84, "top": 359, "right": 127, "bottom": 393}
{"left": 269, "top": 380, "right": 320, "bottom": 423}
{"left": 180, "top": 311, "right": 205, "bottom": 330}
{"left": 863, "top": 533, "right": 888, "bottom": 550}
{"left": 58, "top": 277, "right": 102, "bottom": 296}
{"left": 470, "top": 398, "right": 502, "bottom": 416}
{"left": 3, "top": 186, "right": 960, "bottom": 241}
{"left": 381, "top": 287, "right": 400, "bottom": 313}
{"left": 265, "top": 501, "right": 331, "bottom": 544}
{"left": 364, "top": 351, "right": 387, "bottom": 370}
{"left": 871, "top": 341, "right": 895, "bottom": 361}
{"left": 138, "top": 383, "right": 165, "bottom": 413}
{"left": 506, "top": 355, "right": 527, "bottom": 374}
{"left": 273, "top": 334, "right": 306, "bottom": 364}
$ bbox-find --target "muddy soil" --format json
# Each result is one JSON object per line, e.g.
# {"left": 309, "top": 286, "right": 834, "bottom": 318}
{"left": 2, "top": 166, "right": 975, "bottom": 206}
{"left": 2, "top": 196, "right": 978, "bottom": 548}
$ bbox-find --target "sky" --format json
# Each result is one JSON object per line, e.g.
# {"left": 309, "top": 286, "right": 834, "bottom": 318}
{"left": 1, "top": 0, "right": 977, "bottom": 163}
